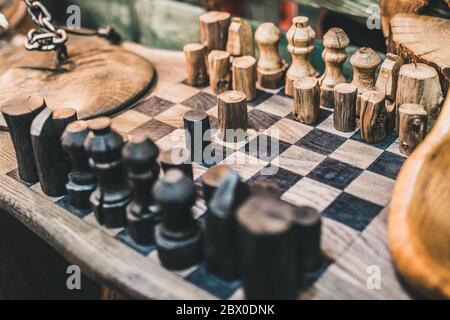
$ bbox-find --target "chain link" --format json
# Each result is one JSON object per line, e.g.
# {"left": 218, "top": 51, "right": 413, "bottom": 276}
{"left": 23, "top": 0, "right": 68, "bottom": 62}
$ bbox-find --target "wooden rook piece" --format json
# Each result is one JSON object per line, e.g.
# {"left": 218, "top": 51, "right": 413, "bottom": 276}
{"left": 202, "top": 164, "right": 232, "bottom": 204}
{"left": 237, "top": 195, "right": 298, "bottom": 300}
{"left": 293, "top": 77, "right": 320, "bottom": 125}
{"left": 183, "top": 110, "right": 213, "bottom": 165}
{"left": 31, "top": 107, "right": 77, "bottom": 197}
{"left": 153, "top": 169, "right": 203, "bottom": 270}
{"left": 292, "top": 206, "right": 322, "bottom": 273}
{"left": 226, "top": 17, "right": 254, "bottom": 58}
{"left": 206, "top": 171, "right": 250, "bottom": 280}
{"left": 396, "top": 63, "right": 444, "bottom": 132}
{"left": 334, "top": 83, "right": 358, "bottom": 132}
{"left": 360, "top": 91, "right": 388, "bottom": 144}
{"left": 319, "top": 28, "right": 350, "bottom": 109}
{"left": 218, "top": 90, "right": 248, "bottom": 143}
{"left": 350, "top": 47, "right": 382, "bottom": 116}
{"left": 399, "top": 104, "right": 428, "bottom": 156}
{"left": 255, "top": 22, "right": 287, "bottom": 89}
{"left": 199, "top": 11, "right": 231, "bottom": 51}
{"left": 232, "top": 56, "right": 257, "bottom": 101}
{"left": 1, "top": 96, "right": 46, "bottom": 183}
{"left": 183, "top": 43, "right": 208, "bottom": 86}
{"left": 61, "top": 121, "right": 97, "bottom": 209}
{"left": 375, "top": 53, "right": 403, "bottom": 101}
{"left": 208, "top": 50, "right": 231, "bottom": 94}
{"left": 123, "top": 134, "right": 161, "bottom": 245}
{"left": 159, "top": 147, "right": 193, "bottom": 179}
{"left": 285, "top": 16, "right": 318, "bottom": 97}
{"left": 84, "top": 118, "right": 132, "bottom": 228}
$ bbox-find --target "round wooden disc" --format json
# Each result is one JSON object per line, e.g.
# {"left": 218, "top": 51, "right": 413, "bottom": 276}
{"left": 0, "top": 34, "right": 156, "bottom": 129}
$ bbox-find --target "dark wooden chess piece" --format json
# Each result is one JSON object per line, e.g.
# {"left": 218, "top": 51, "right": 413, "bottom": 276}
{"left": 183, "top": 110, "right": 213, "bottom": 165}
{"left": 84, "top": 117, "right": 132, "bottom": 228}
{"left": 1, "top": 96, "right": 46, "bottom": 183}
{"left": 61, "top": 121, "right": 97, "bottom": 209}
{"left": 237, "top": 195, "right": 299, "bottom": 300}
{"left": 202, "top": 164, "right": 232, "bottom": 204}
{"left": 159, "top": 148, "right": 193, "bottom": 179}
{"left": 30, "top": 107, "right": 77, "bottom": 196}
{"left": 123, "top": 134, "right": 161, "bottom": 245}
{"left": 153, "top": 169, "right": 203, "bottom": 270}
{"left": 205, "top": 171, "right": 250, "bottom": 280}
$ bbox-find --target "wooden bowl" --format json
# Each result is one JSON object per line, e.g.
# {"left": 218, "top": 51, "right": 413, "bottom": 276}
{"left": 389, "top": 90, "right": 450, "bottom": 299}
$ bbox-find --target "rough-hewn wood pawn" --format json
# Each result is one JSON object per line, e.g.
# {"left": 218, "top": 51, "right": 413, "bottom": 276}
{"left": 334, "top": 83, "right": 358, "bottom": 132}
{"left": 319, "top": 28, "right": 350, "bottom": 109}
{"left": 218, "top": 90, "right": 248, "bottom": 143}
{"left": 255, "top": 22, "right": 287, "bottom": 89}
{"left": 202, "top": 164, "right": 232, "bottom": 204}
{"left": 31, "top": 107, "right": 77, "bottom": 197}
{"left": 84, "top": 118, "right": 132, "bottom": 228}
{"left": 226, "top": 17, "right": 254, "bottom": 58}
{"left": 183, "top": 110, "right": 213, "bottom": 165}
{"left": 399, "top": 104, "right": 428, "bottom": 156}
{"left": 199, "top": 11, "right": 231, "bottom": 51}
{"left": 206, "top": 171, "right": 250, "bottom": 280}
{"left": 61, "top": 121, "right": 97, "bottom": 209}
{"left": 123, "top": 134, "right": 161, "bottom": 245}
{"left": 360, "top": 91, "right": 388, "bottom": 144}
{"left": 183, "top": 43, "right": 208, "bottom": 86}
{"left": 293, "top": 77, "right": 320, "bottom": 125}
{"left": 1, "top": 96, "right": 46, "bottom": 183}
{"left": 237, "top": 195, "right": 299, "bottom": 300}
{"left": 159, "top": 147, "right": 193, "bottom": 179}
{"left": 153, "top": 169, "right": 203, "bottom": 270}
{"left": 350, "top": 47, "right": 382, "bottom": 116}
{"left": 285, "top": 16, "right": 318, "bottom": 97}
{"left": 375, "top": 53, "right": 403, "bottom": 101}
{"left": 208, "top": 50, "right": 231, "bottom": 94}
{"left": 232, "top": 56, "right": 257, "bottom": 101}
{"left": 396, "top": 63, "right": 444, "bottom": 132}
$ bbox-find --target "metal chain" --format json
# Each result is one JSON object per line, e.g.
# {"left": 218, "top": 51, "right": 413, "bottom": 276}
{"left": 23, "top": 0, "right": 68, "bottom": 63}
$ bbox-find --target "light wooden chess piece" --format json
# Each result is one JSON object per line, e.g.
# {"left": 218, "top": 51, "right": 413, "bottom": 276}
{"left": 218, "top": 90, "right": 248, "bottom": 143}
{"left": 285, "top": 16, "right": 318, "bottom": 97}
{"left": 255, "top": 22, "right": 288, "bottom": 89}
{"left": 199, "top": 11, "right": 231, "bottom": 51}
{"left": 208, "top": 50, "right": 231, "bottom": 94}
{"left": 319, "top": 28, "right": 350, "bottom": 109}
{"left": 226, "top": 17, "right": 254, "bottom": 59}
{"left": 184, "top": 43, "right": 208, "bottom": 86}
{"left": 350, "top": 47, "right": 381, "bottom": 116}
{"left": 232, "top": 56, "right": 257, "bottom": 101}
{"left": 398, "top": 103, "right": 428, "bottom": 156}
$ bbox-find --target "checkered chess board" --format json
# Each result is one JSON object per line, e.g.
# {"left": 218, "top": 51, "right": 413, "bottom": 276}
{"left": 5, "top": 80, "right": 406, "bottom": 300}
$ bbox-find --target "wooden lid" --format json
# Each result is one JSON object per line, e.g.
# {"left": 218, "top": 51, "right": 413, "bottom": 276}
{"left": 233, "top": 56, "right": 256, "bottom": 69}
{"left": 218, "top": 90, "right": 247, "bottom": 103}
{"left": 1, "top": 96, "right": 45, "bottom": 116}
{"left": 183, "top": 109, "right": 209, "bottom": 122}
{"left": 399, "top": 103, "right": 427, "bottom": 115}
{"left": 350, "top": 47, "right": 381, "bottom": 69}
{"left": 323, "top": 27, "right": 350, "bottom": 49}
{"left": 199, "top": 11, "right": 231, "bottom": 23}
{"left": 293, "top": 77, "right": 319, "bottom": 90}
{"left": 334, "top": 83, "right": 358, "bottom": 94}
{"left": 202, "top": 164, "right": 232, "bottom": 187}
{"left": 255, "top": 22, "right": 280, "bottom": 44}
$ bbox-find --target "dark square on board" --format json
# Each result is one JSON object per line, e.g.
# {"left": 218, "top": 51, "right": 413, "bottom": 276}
{"left": 296, "top": 129, "right": 346, "bottom": 156}
{"left": 307, "top": 158, "right": 363, "bottom": 190}
{"left": 129, "top": 119, "right": 176, "bottom": 141}
{"left": 248, "top": 90, "right": 273, "bottom": 107}
{"left": 134, "top": 96, "right": 175, "bottom": 117}
{"left": 248, "top": 165, "right": 303, "bottom": 194}
{"left": 367, "top": 151, "right": 405, "bottom": 180}
{"left": 351, "top": 130, "right": 399, "bottom": 150}
{"left": 241, "top": 134, "right": 291, "bottom": 162}
{"left": 248, "top": 109, "right": 282, "bottom": 131}
{"left": 181, "top": 92, "right": 217, "bottom": 111}
{"left": 323, "top": 192, "right": 383, "bottom": 231}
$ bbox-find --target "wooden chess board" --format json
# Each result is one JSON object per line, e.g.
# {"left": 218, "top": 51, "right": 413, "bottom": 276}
{"left": 0, "top": 44, "right": 413, "bottom": 299}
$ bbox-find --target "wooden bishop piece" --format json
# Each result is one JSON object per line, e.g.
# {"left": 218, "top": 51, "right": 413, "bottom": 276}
{"left": 285, "top": 16, "right": 318, "bottom": 97}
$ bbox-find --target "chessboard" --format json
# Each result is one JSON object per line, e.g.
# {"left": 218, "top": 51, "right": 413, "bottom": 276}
{"left": 0, "top": 45, "right": 411, "bottom": 300}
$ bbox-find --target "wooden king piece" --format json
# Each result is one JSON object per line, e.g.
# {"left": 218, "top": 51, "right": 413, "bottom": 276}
{"left": 285, "top": 16, "right": 318, "bottom": 97}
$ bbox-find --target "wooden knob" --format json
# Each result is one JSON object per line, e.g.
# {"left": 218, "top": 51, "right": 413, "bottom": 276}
{"left": 232, "top": 55, "right": 257, "bottom": 101}
{"left": 293, "top": 77, "right": 320, "bottom": 125}
{"left": 334, "top": 83, "right": 358, "bottom": 132}
{"left": 217, "top": 90, "right": 248, "bottom": 143}
{"left": 184, "top": 43, "right": 208, "bottom": 86}
{"left": 208, "top": 50, "right": 231, "bottom": 94}
{"left": 399, "top": 103, "right": 428, "bottom": 156}
{"left": 199, "top": 11, "right": 231, "bottom": 51}
{"left": 226, "top": 17, "right": 254, "bottom": 58}
{"left": 360, "top": 91, "right": 388, "bottom": 144}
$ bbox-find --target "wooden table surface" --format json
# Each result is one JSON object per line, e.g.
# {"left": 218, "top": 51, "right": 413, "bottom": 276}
{"left": 0, "top": 42, "right": 415, "bottom": 300}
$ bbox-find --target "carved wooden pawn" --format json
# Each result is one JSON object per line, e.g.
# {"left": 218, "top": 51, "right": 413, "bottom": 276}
{"left": 350, "top": 47, "right": 382, "bottom": 116}
{"left": 208, "top": 50, "right": 231, "bottom": 94}
{"left": 232, "top": 56, "right": 257, "bottom": 101}
{"left": 396, "top": 63, "right": 444, "bottom": 132}
{"left": 293, "top": 77, "right": 320, "bottom": 125}
{"left": 199, "top": 11, "right": 231, "bottom": 51}
{"left": 255, "top": 22, "right": 287, "bottom": 89}
{"left": 334, "top": 83, "right": 358, "bottom": 132}
{"left": 319, "top": 28, "right": 350, "bottom": 109}
{"left": 226, "top": 17, "right": 254, "bottom": 58}
{"left": 399, "top": 104, "right": 428, "bottom": 156}
{"left": 217, "top": 90, "right": 248, "bottom": 143}
{"left": 285, "top": 16, "right": 318, "bottom": 97}
{"left": 1, "top": 96, "right": 46, "bottom": 183}
{"left": 360, "top": 91, "right": 388, "bottom": 144}
{"left": 184, "top": 43, "right": 208, "bottom": 86}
